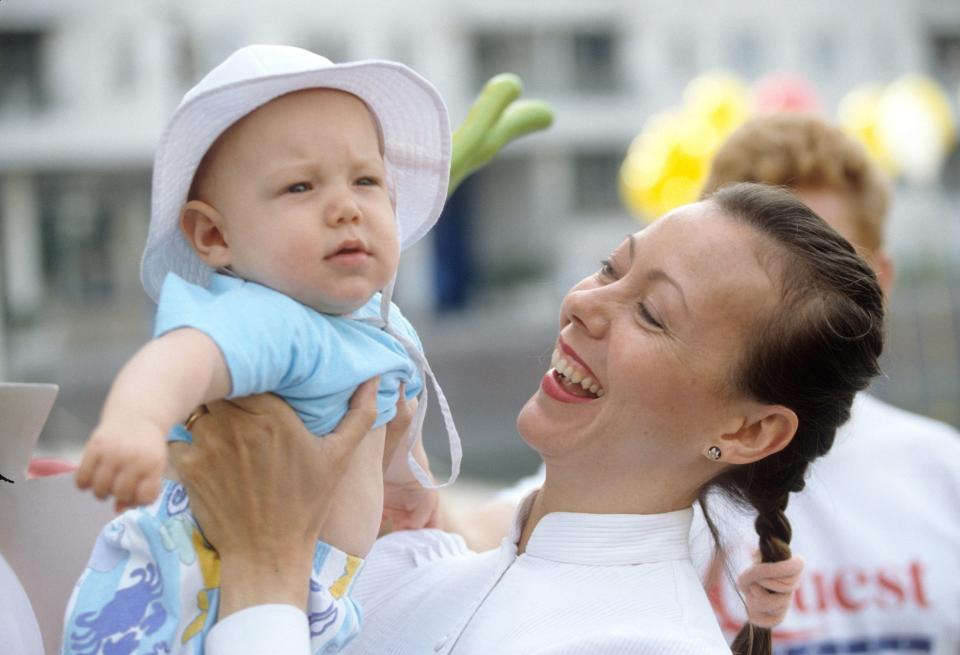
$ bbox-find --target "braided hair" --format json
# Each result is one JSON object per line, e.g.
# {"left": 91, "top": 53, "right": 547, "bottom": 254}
{"left": 703, "top": 183, "right": 885, "bottom": 655}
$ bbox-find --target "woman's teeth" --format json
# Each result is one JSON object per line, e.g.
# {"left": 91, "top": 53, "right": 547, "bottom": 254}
{"left": 550, "top": 349, "right": 605, "bottom": 397}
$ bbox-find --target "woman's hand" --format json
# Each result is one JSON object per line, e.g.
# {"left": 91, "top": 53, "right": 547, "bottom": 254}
{"left": 381, "top": 389, "right": 441, "bottom": 534}
{"left": 169, "top": 379, "right": 379, "bottom": 617}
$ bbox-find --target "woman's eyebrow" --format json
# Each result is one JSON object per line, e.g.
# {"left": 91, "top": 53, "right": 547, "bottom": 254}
{"left": 627, "top": 234, "right": 689, "bottom": 314}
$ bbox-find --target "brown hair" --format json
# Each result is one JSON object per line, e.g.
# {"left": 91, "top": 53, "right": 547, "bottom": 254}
{"left": 701, "top": 114, "right": 891, "bottom": 253}
{"left": 703, "top": 183, "right": 884, "bottom": 655}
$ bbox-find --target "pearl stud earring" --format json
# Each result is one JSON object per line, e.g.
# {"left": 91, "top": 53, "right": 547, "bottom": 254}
{"left": 705, "top": 445, "right": 722, "bottom": 461}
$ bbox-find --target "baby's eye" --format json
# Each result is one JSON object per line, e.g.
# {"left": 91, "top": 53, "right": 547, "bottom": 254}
{"left": 287, "top": 182, "right": 312, "bottom": 193}
{"left": 355, "top": 176, "right": 380, "bottom": 187}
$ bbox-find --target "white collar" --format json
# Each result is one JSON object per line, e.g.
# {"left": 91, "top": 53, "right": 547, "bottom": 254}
{"left": 506, "top": 491, "right": 693, "bottom": 566}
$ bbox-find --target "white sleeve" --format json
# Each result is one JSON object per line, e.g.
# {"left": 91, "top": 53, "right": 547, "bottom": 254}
{"left": 205, "top": 605, "right": 311, "bottom": 655}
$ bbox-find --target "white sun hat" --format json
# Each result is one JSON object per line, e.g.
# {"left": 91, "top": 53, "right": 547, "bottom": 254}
{"left": 140, "top": 43, "right": 451, "bottom": 303}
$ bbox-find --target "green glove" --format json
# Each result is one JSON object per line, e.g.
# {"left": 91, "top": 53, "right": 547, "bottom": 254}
{"left": 448, "top": 73, "right": 555, "bottom": 197}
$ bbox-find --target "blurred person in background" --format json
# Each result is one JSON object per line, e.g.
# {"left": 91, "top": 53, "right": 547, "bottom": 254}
{"left": 453, "top": 114, "right": 960, "bottom": 653}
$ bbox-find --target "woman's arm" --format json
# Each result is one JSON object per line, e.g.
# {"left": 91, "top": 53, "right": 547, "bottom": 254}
{"left": 169, "top": 379, "right": 379, "bottom": 618}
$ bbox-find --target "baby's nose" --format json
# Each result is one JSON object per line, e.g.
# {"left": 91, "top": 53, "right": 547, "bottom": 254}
{"left": 324, "top": 189, "right": 362, "bottom": 225}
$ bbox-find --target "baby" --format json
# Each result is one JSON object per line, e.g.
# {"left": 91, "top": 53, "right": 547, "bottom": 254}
{"left": 64, "top": 45, "right": 459, "bottom": 655}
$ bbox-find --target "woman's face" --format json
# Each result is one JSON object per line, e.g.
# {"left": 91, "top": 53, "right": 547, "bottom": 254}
{"left": 517, "top": 202, "right": 781, "bottom": 490}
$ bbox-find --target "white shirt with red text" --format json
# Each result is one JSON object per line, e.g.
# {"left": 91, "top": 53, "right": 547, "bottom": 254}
{"left": 698, "top": 393, "right": 960, "bottom": 654}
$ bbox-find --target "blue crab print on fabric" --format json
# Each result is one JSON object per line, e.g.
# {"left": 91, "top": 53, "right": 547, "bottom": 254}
{"left": 157, "top": 483, "right": 195, "bottom": 566}
{"left": 158, "top": 515, "right": 196, "bottom": 566}
{"left": 164, "top": 483, "right": 190, "bottom": 517}
{"left": 309, "top": 578, "right": 339, "bottom": 638}
{"left": 306, "top": 545, "right": 364, "bottom": 653}
{"left": 68, "top": 564, "right": 168, "bottom": 655}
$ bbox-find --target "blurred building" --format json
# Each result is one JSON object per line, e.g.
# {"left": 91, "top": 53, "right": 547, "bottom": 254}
{"left": 1, "top": 0, "right": 959, "bottom": 478}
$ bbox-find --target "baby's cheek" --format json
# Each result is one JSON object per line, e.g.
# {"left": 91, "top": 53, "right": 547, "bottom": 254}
{"left": 251, "top": 242, "right": 315, "bottom": 291}
{"left": 270, "top": 237, "right": 318, "bottom": 269}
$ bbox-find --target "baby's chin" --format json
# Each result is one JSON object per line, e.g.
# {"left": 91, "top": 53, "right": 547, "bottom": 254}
{"left": 244, "top": 273, "right": 381, "bottom": 315}
{"left": 299, "top": 292, "right": 374, "bottom": 316}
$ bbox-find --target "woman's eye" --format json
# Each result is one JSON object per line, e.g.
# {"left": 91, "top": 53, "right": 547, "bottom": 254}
{"left": 598, "top": 259, "right": 617, "bottom": 278}
{"left": 638, "top": 303, "right": 664, "bottom": 330}
{"left": 287, "top": 182, "right": 311, "bottom": 193}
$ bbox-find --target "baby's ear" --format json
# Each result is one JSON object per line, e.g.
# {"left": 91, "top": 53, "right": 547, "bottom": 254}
{"left": 180, "top": 200, "right": 231, "bottom": 268}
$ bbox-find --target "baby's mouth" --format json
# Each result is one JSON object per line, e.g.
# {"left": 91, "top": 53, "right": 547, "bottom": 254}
{"left": 550, "top": 349, "right": 604, "bottom": 398}
{"left": 326, "top": 240, "right": 369, "bottom": 259}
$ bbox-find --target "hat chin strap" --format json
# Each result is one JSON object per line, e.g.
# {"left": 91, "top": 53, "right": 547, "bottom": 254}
{"left": 358, "top": 277, "right": 462, "bottom": 490}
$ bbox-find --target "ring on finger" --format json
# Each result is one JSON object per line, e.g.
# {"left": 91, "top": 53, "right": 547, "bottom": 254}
{"left": 184, "top": 404, "right": 210, "bottom": 431}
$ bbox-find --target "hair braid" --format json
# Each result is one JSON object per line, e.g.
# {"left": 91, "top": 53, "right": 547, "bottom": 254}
{"left": 701, "top": 183, "right": 885, "bottom": 655}
{"left": 729, "top": 464, "right": 804, "bottom": 653}
{"left": 754, "top": 494, "right": 791, "bottom": 564}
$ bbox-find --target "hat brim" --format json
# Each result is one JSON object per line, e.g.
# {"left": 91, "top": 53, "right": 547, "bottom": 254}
{"left": 141, "top": 59, "right": 450, "bottom": 302}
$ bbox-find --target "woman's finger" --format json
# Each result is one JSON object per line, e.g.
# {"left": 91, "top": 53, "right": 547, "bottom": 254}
{"left": 383, "top": 383, "right": 414, "bottom": 466}
{"left": 324, "top": 377, "right": 380, "bottom": 461}
{"left": 168, "top": 441, "right": 191, "bottom": 474}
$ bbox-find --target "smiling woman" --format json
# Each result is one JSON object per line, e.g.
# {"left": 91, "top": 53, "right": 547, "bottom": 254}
{"left": 182, "top": 182, "right": 885, "bottom": 655}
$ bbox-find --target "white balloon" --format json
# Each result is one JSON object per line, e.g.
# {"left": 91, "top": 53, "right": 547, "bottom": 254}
{"left": 877, "top": 80, "right": 953, "bottom": 186}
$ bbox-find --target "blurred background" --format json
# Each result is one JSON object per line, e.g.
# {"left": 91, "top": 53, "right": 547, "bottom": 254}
{"left": 1, "top": 0, "right": 959, "bottom": 486}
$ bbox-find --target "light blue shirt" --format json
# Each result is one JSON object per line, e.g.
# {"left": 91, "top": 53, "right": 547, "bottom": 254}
{"left": 155, "top": 272, "right": 423, "bottom": 442}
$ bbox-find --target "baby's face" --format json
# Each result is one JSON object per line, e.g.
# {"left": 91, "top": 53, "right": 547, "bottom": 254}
{"left": 196, "top": 88, "right": 399, "bottom": 314}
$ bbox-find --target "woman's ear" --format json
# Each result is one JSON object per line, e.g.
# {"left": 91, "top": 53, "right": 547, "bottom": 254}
{"left": 715, "top": 405, "right": 799, "bottom": 465}
{"left": 180, "top": 200, "right": 231, "bottom": 268}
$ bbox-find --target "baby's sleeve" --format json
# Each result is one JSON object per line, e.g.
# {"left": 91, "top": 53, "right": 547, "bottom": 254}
{"left": 154, "top": 273, "right": 323, "bottom": 398}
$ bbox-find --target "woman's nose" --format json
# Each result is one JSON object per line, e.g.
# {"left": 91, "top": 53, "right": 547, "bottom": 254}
{"left": 324, "top": 187, "right": 362, "bottom": 226}
{"left": 563, "top": 287, "right": 610, "bottom": 338}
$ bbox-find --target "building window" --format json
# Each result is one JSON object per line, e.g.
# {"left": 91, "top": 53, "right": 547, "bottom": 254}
{"left": 473, "top": 31, "right": 536, "bottom": 92}
{"left": 574, "top": 151, "right": 624, "bottom": 213}
{"left": 728, "top": 30, "right": 762, "bottom": 78}
{"left": 468, "top": 156, "right": 550, "bottom": 294}
{"left": 931, "top": 31, "right": 960, "bottom": 90}
{"left": 0, "top": 31, "right": 45, "bottom": 114}
{"left": 39, "top": 177, "right": 115, "bottom": 302}
{"left": 573, "top": 30, "right": 619, "bottom": 93}
{"left": 473, "top": 27, "right": 622, "bottom": 95}
{"left": 942, "top": 144, "right": 960, "bottom": 191}
{"left": 114, "top": 33, "right": 136, "bottom": 93}
{"left": 299, "top": 34, "right": 350, "bottom": 63}
{"left": 812, "top": 30, "right": 838, "bottom": 78}
{"left": 668, "top": 28, "right": 698, "bottom": 81}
